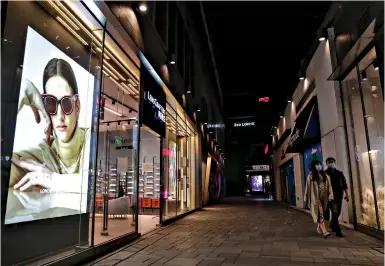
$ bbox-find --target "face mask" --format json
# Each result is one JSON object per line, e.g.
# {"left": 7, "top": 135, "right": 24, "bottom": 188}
{"left": 315, "top": 165, "right": 322, "bottom": 171}
{"left": 328, "top": 163, "right": 336, "bottom": 169}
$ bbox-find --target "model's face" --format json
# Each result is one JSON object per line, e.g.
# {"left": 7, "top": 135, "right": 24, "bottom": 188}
{"left": 45, "top": 76, "right": 79, "bottom": 143}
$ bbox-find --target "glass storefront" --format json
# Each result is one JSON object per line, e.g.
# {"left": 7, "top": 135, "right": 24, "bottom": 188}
{"left": 1, "top": 1, "right": 200, "bottom": 265}
{"left": 163, "top": 102, "right": 197, "bottom": 221}
{"left": 341, "top": 47, "right": 384, "bottom": 231}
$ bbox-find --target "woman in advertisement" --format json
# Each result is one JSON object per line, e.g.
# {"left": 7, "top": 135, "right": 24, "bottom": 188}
{"left": 304, "top": 160, "right": 334, "bottom": 238}
{"left": 10, "top": 58, "right": 90, "bottom": 194}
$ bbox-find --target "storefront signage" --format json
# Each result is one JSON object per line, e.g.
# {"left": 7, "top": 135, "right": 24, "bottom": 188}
{"left": 144, "top": 91, "right": 165, "bottom": 123}
{"left": 142, "top": 68, "right": 166, "bottom": 138}
{"left": 233, "top": 121, "right": 255, "bottom": 127}
{"left": 207, "top": 124, "right": 225, "bottom": 129}
{"left": 264, "top": 144, "right": 269, "bottom": 155}
{"left": 252, "top": 165, "right": 270, "bottom": 171}
{"left": 288, "top": 129, "right": 300, "bottom": 147}
{"left": 162, "top": 148, "right": 175, "bottom": 157}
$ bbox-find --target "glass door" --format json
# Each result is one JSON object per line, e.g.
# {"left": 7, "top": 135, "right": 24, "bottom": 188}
{"left": 341, "top": 47, "right": 384, "bottom": 231}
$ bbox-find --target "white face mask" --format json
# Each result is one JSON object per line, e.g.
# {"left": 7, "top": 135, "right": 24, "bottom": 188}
{"left": 328, "top": 163, "right": 336, "bottom": 169}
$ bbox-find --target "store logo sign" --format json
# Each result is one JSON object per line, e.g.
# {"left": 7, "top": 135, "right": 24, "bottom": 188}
{"left": 163, "top": 148, "right": 175, "bottom": 157}
{"left": 289, "top": 129, "right": 300, "bottom": 147}
{"left": 145, "top": 91, "right": 165, "bottom": 123}
{"left": 234, "top": 121, "right": 255, "bottom": 127}
{"left": 252, "top": 165, "right": 269, "bottom": 171}
{"left": 207, "top": 124, "right": 225, "bottom": 128}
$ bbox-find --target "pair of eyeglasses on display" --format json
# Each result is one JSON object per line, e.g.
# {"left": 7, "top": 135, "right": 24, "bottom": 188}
{"left": 41, "top": 94, "right": 78, "bottom": 115}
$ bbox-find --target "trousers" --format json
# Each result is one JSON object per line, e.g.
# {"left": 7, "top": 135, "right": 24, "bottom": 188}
{"left": 330, "top": 199, "right": 342, "bottom": 234}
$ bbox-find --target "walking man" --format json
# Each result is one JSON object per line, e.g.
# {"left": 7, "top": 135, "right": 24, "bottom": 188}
{"left": 325, "top": 157, "right": 349, "bottom": 237}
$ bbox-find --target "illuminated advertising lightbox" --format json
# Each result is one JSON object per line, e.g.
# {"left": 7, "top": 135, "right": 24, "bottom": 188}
{"left": 5, "top": 27, "right": 94, "bottom": 224}
{"left": 251, "top": 175, "right": 263, "bottom": 192}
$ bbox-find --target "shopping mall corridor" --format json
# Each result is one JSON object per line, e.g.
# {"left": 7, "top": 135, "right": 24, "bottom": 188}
{"left": 86, "top": 197, "right": 384, "bottom": 266}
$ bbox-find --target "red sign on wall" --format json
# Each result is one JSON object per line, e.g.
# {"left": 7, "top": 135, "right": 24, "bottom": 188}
{"left": 162, "top": 148, "right": 174, "bottom": 157}
{"left": 258, "top": 97, "right": 270, "bottom": 103}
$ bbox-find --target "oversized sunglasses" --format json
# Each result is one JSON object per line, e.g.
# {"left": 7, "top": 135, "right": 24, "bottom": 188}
{"left": 41, "top": 94, "right": 78, "bottom": 115}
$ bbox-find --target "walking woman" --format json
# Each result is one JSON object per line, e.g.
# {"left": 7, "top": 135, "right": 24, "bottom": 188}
{"left": 304, "top": 160, "right": 334, "bottom": 238}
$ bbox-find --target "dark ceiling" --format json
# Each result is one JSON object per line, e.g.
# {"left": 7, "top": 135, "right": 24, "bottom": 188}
{"left": 203, "top": 1, "right": 331, "bottom": 145}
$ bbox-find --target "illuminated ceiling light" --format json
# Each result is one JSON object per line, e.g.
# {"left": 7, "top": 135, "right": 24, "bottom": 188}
{"left": 286, "top": 96, "right": 292, "bottom": 103}
{"left": 120, "top": 83, "right": 135, "bottom": 95}
{"left": 128, "top": 83, "right": 139, "bottom": 94}
{"left": 104, "top": 61, "right": 126, "bottom": 81}
{"left": 318, "top": 28, "right": 327, "bottom": 42}
{"left": 57, "top": 17, "right": 88, "bottom": 46}
{"left": 139, "top": 3, "right": 147, "bottom": 12}
{"left": 279, "top": 113, "right": 283, "bottom": 118}
{"left": 102, "top": 69, "right": 110, "bottom": 77}
{"left": 169, "top": 53, "right": 176, "bottom": 65}
{"left": 103, "top": 65, "right": 119, "bottom": 80}
{"left": 373, "top": 59, "right": 379, "bottom": 70}
{"left": 298, "top": 69, "right": 305, "bottom": 81}
{"left": 197, "top": 109, "right": 201, "bottom": 112}
{"left": 105, "top": 107, "right": 123, "bottom": 117}
{"left": 128, "top": 78, "right": 138, "bottom": 87}
{"left": 361, "top": 71, "right": 368, "bottom": 81}
{"left": 48, "top": 0, "right": 80, "bottom": 30}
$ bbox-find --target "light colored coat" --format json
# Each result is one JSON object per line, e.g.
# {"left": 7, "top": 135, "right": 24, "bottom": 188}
{"left": 304, "top": 172, "right": 334, "bottom": 223}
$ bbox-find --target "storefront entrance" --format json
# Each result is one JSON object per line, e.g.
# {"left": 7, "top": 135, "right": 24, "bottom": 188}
{"left": 280, "top": 160, "right": 295, "bottom": 206}
{"left": 341, "top": 47, "right": 384, "bottom": 233}
{"left": 138, "top": 127, "right": 161, "bottom": 234}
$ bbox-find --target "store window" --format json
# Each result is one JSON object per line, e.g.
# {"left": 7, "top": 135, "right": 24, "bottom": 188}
{"left": 342, "top": 47, "right": 384, "bottom": 231}
{"left": 163, "top": 103, "right": 178, "bottom": 220}
{"left": 2, "top": 1, "right": 104, "bottom": 265}
{"left": 93, "top": 30, "right": 140, "bottom": 244}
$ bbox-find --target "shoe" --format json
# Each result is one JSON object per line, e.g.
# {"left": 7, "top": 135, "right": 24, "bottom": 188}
{"left": 336, "top": 233, "right": 344, "bottom": 238}
{"left": 323, "top": 232, "right": 331, "bottom": 238}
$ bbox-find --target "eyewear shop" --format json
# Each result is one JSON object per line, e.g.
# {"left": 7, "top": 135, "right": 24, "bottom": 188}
{"left": 1, "top": 1, "right": 199, "bottom": 265}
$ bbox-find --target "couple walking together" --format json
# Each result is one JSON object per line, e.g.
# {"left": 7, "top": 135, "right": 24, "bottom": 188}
{"left": 304, "top": 157, "right": 349, "bottom": 238}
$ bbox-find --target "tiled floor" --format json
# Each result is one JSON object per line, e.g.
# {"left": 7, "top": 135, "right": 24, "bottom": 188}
{"left": 87, "top": 197, "right": 384, "bottom": 266}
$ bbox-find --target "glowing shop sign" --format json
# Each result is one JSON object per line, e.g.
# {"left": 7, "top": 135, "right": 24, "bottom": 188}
{"left": 252, "top": 165, "right": 270, "bottom": 171}
{"left": 207, "top": 124, "right": 225, "bottom": 129}
{"left": 145, "top": 91, "right": 165, "bottom": 123}
{"left": 288, "top": 129, "right": 300, "bottom": 147}
{"left": 234, "top": 122, "right": 255, "bottom": 127}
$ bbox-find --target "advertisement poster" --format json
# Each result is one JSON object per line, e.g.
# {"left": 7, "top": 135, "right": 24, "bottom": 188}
{"left": 5, "top": 27, "right": 94, "bottom": 224}
{"left": 303, "top": 143, "right": 323, "bottom": 209}
{"left": 168, "top": 141, "right": 177, "bottom": 199}
{"left": 251, "top": 175, "right": 263, "bottom": 192}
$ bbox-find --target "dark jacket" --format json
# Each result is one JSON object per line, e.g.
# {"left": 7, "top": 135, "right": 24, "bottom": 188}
{"left": 325, "top": 168, "right": 348, "bottom": 200}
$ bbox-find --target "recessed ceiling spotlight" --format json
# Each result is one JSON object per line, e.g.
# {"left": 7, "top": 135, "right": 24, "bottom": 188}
{"left": 373, "top": 59, "right": 379, "bottom": 70}
{"left": 139, "top": 3, "right": 147, "bottom": 12}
